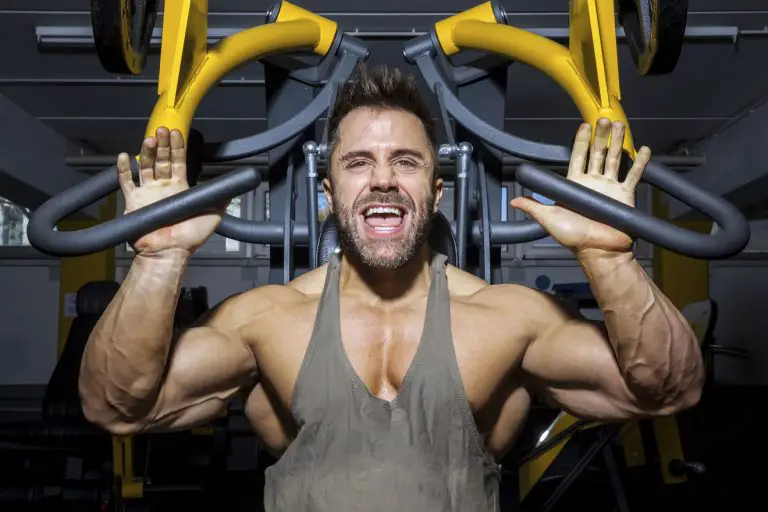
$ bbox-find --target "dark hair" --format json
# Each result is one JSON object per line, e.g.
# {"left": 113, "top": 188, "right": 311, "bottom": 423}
{"left": 326, "top": 63, "right": 437, "bottom": 161}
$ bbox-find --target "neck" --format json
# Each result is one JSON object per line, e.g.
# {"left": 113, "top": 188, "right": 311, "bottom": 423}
{"left": 339, "top": 245, "right": 432, "bottom": 303}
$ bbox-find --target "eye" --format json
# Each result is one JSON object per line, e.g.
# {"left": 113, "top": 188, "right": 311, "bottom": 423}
{"left": 393, "top": 159, "right": 420, "bottom": 171}
{"left": 345, "top": 160, "right": 372, "bottom": 172}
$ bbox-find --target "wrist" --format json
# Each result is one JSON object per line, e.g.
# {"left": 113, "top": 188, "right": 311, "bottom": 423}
{"left": 576, "top": 248, "right": 636, "bottom": 281}
{"left": 133, "top": 248, "right": 192, "bottom": 277}
{"left": 575, "top": 247, "right": 634, "bottom": 265}
{"left": 136, "top": 247, "right": 193, "bottom": 264}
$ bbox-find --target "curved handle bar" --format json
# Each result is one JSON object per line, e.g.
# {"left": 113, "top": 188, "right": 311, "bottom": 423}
{"left": 410, "top": 51, "right": 570, "bottom": 164}
{"left": 27, "top": 167, "right": 261, "bottom": 257}
{"left": 28, "top": 4, "right": 368, "bottom": 256}
{"left": 201, "top": 39, "right": 366, "bottom": 163}
{"left": 404, "top": 4, "right": 751, "bottom": 259}
{"left": 516, "top": 163, "right": 750, "bottom": 259}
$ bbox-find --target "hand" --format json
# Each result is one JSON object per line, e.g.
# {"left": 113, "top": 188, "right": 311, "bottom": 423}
{"left": 118, "top": 127, "right": 224, "bottom": 256}
{"left": 510, "top": 118, "right": 651, "bottom": 257}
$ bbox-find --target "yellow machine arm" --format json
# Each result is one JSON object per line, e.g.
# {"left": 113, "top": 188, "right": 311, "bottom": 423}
{"left": 146, "top": 0, "right": 338, "bottom": 141}
{"left": 433, "top": 0, "right": 636, "bottom": 158}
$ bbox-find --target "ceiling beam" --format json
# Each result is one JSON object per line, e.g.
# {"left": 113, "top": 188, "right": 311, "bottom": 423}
{"left": 0, "top": 92, "right": 99, "bottom": 219}
{"left": 669, "top": 95, "right": 768, "bottom": 220}
{"left": 35, "top": 24, "right": 742, "bottom": 49}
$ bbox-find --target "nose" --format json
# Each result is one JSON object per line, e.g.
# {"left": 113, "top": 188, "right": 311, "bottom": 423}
{"left": 369, "top": 161, "right": 398, "bottom": 191}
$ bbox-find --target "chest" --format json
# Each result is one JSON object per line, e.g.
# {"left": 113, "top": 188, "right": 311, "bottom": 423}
{"left": 254, "top": 296, "right": 527, "bottom": 414}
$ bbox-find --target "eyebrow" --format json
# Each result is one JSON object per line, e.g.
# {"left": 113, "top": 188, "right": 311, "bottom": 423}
{"left": 338, "top": 148, "right": 427, "bottom": 165}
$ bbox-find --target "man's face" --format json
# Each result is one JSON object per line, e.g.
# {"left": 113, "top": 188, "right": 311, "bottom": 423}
{"left": 324, "top": 107, "right": 442, "bottom": 270}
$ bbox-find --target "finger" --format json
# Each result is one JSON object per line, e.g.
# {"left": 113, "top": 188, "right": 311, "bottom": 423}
{"left": 567, "top": 123, "right": 591, "bottom": 179}
{"left": 170, "top": 129, "right": 187, "bottom": 182}
{"left": 604, "top": 121, "right": 625, "bottom": 181}
{"left": 154, "top": 127, "right": 172, "bottom": 180}
{"left": 116, "top": 152, "right": 135, "bottom": 195}
{"left": 510, "top": 196, "right": 551, "bottom": 224}
{"left": 138, "top": 136, "right": 157, "bottom": 185}
{"left": 587, "top": 117, "right": 612, "bottom": 175}
{"left": 624, "top": 146, "right": 651, "bottom": 190}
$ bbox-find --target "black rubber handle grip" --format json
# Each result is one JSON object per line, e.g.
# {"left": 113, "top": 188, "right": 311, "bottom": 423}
{"left": 516, "top": 162, "right": 750, "bottom": 259}
{"left": 27, "top": 167, "right": 260, "bottom": 256}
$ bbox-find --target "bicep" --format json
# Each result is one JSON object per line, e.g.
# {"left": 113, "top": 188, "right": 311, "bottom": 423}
{"left": 522, "top": 318, "right": 645, "bottom": 422}
{"left": 142, "top": 324, "right": 258, "bottom": 432}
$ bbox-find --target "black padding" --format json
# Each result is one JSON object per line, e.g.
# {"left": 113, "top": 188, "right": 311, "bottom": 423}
{"left": 316, "top": 210, "right": 457, "bottom": 267}
{"left": 76, "top": 280, "right": 120, "bottom": 316}
{"left": 43, "top": 280, "right": 119, "bottom": 421}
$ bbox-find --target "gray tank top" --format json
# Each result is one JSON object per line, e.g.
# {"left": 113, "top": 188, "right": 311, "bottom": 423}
{"left": 264, "top": 251, "right": 501, "bottom": 511}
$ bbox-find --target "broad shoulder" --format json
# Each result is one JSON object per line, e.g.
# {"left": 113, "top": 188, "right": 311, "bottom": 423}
{"left": 202, "top": 267, "right": 329, "bottom": 334}
{"left": 445, "top": 265, "right": 569, "bottom": 326}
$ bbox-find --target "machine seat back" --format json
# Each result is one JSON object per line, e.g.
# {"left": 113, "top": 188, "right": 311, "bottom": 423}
{"left": 42, "top": 281, "right": 120, "bottom": 422}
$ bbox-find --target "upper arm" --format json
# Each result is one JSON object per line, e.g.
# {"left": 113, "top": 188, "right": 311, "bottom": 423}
{"left": 139, "top": 291, "right": 265, "bottom": 432}
{"left": 518, "top": 291, "right": 653, "bottom": 422}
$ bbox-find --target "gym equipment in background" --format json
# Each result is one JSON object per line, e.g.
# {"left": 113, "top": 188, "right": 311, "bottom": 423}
{"left": 91, "top": 0, "right": 158, "bottom": 75}
{"left": 28, "top": 1, "right": 748, "bottom": 262}
{"left": 618, "top": 0, "right": 689, "bottom": 76}
{"left": 403, "top": 1, "right": 748, "bottom": 260}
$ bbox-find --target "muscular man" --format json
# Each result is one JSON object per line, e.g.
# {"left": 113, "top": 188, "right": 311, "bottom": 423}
{"left": 80, "top": 64, "right": 704, "bottom": 511}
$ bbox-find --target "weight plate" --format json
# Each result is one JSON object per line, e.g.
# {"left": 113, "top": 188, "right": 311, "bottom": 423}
{"left": 618, "top": 0, "right": 688, "bottom": 75}
{"left": 91, "top": 0, "right": 157, "bottom": 75}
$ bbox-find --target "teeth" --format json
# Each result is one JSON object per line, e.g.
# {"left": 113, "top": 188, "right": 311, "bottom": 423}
{"left": 364, "top": 206, "right": 403, "bottom": 217}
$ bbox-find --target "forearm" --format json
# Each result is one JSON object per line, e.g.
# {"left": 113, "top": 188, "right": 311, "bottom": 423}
{"left": 578, "top": 249, "right": 704, "bottom": 405}
{"left": 80, "top": 249, "right": 190, "bottom": 422}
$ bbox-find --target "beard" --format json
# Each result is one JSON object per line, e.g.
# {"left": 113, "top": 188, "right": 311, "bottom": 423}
{"left": 333, "top": 190, "right": 434, "bottom": 270}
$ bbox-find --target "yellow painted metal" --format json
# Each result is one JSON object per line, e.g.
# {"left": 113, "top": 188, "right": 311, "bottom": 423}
{"left": 651, "top": 415, "right": 686, "bottom": 484}
{"left": 620, "top": 421, "right": 646, "bottom": 467}
{"left": 434, "top": 2, "right": 498, "bottom": 56}
{"left": 112, "top": 436, "right": 144, "bottom": 499}
{"left": 158, "top": 0, "right": 208, "bottom": 109}
{"left": 274, "top": 1, "right": 338, "bottom": 56}
{"left": 433, "top": 1, "right": 637, "bottom": 157}
{"left": 145, "top": 1, "right": 336, "bottom": 144}
{"left": 519, "top": 412, "right": 581, "bottom": 501}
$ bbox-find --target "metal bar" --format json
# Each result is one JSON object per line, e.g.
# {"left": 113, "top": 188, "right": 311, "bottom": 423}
{"left": 304, "top": 142, "right": 320, "bottom": 269}
{"left": 283, "top": 156, "right": 296, "bottom": 284}
{"left": 454, "top": 144, "right": 472, "bottom": 269}
{"left": 477, "top": 159, "right": 492, "bottom": 283}
{"left": 0, "top": 77, "right": 266, "bottom": 86}
{"left": 35, "top": 25, "right": 747, "bottom": 48}
{"left": 263, "top": 58, "right": 316, "bottom": 283}
{"left": 602, "top": 443, "right": 631, "bottom": 512}
{"left": 542, "top": 425, "right": 619, "bottom": 512}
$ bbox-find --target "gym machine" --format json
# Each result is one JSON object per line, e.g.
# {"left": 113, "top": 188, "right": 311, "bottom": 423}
{"left": 21, "top": 0, "right": 751, "bottom": 508}
{"left": 28, "top": 3, "right": 748, "bottom": 262}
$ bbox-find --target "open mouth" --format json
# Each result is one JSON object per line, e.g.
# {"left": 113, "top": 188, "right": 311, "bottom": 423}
{"left": 361, "top": 205, "right": 407, "bottom": 236}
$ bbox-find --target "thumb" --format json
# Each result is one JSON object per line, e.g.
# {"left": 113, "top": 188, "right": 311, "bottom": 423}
{"left": 510, "top": 196, "right": 551, "bottom": 223}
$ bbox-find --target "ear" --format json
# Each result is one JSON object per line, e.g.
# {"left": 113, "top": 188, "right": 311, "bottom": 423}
{"left": 322, "top": 177, "right": 334, "bottom": 213}
{"left": 432, "top": 177, "right": 444, "bottom": 213}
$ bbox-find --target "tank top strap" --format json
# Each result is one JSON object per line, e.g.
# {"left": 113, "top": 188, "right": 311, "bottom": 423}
{"left": 420, "top": 251, "right": 451, "bottom": 352}
{"left": 289, "top": 249, "right": 343, "bottom": 420}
